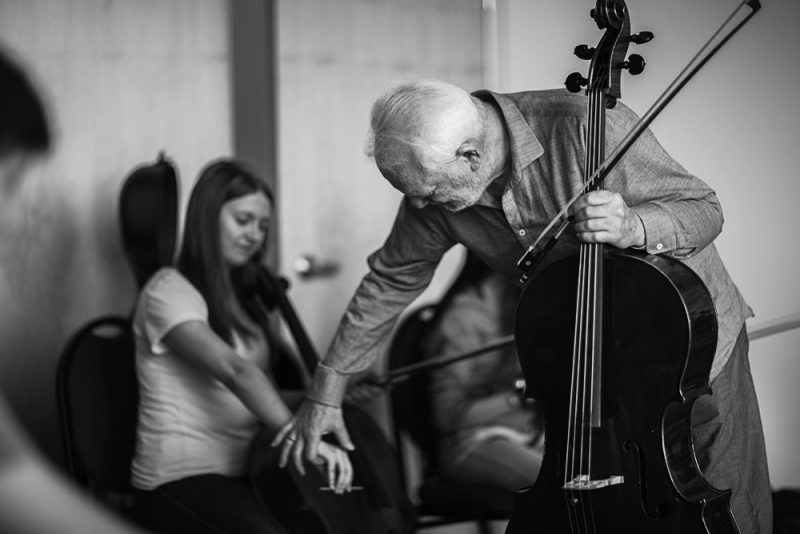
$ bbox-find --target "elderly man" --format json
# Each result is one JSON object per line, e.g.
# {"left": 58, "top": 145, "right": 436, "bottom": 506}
{"left": 275, "top": 79, "right": 771, "bottom": 533}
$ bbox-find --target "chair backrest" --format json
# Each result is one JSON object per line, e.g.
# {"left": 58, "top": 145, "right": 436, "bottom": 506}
{"left": 56, "top": 315, "right": 138, "bottom": 505}
{"left": 119, "top": 152, "right": 179, "bottom": 288}
{"left": 387, "top": 304, "right": 440, "bottom": 482}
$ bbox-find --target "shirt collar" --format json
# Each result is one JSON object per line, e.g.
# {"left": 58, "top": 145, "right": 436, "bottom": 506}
{"left": 471, "top": 90, "right": 544, "bottom": 179}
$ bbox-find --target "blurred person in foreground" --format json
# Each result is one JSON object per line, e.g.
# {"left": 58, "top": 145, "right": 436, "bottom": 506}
{"left": 0, "top": 45, "right": 151, "bottom": 534}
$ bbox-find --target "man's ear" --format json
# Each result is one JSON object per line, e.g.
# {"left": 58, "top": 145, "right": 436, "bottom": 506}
{"left": 457, "top": 141, "right": 481, "bottom": 171}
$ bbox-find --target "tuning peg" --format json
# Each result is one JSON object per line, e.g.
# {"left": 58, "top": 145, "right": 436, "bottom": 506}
{"left": 565, "top": 72, "right": 588, "bottom": 93}
{"left": 573, "top": 44, "right": 594, "bottom": 60}
{"left": 629, "top": 31, "right": 654, "bottom": 45}
{"left": 621, "top": 54, "right": 646, "bottom": 75}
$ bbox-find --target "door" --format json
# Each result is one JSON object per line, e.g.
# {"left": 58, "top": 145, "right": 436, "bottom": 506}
{"left": 276, "top": 0, "right": 485, "bottom": 357}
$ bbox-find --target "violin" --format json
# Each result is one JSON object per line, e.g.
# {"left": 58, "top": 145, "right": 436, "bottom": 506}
{"left": 506, "top": 1, "right": 759, "bottom": 533}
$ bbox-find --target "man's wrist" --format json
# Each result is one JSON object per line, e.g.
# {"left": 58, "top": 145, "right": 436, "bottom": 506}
{"left": 307, "top": 363, "right": 349, "bottom": 407}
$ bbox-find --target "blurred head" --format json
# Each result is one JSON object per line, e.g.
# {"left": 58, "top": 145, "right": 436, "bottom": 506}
{"left": 366, "top": 79, "right": 492, "bottom": 212}
{"left": 0, "top": 46, "right": 51, "bottom": 195}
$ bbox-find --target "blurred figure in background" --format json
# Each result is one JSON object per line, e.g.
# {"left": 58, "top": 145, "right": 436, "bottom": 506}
{"left": 0, "top": 45, "right": 151, "bottom": 534}
{"left": 424, "top": 251, "right": 542, "bottom": 491}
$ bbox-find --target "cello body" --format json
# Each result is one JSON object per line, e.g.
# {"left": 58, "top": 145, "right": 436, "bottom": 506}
{"left": 507, "top": 249, "right": 737, "bottom": 533}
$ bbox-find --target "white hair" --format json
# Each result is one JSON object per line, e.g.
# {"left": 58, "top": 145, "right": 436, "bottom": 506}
{"left": 365, "top": 79, "right": 482, "bottom": 173}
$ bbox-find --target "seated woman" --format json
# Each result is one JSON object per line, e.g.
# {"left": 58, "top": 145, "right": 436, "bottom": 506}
{"left": 423, "top": 251, "right": 543, "bottom": 491}
{"left": 131, "top": 159, "right": 352, "bottom": 534}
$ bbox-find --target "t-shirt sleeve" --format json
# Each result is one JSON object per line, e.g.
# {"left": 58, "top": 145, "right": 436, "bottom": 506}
{"left": 138, "top": 271, "right": 208, "bottom": 355}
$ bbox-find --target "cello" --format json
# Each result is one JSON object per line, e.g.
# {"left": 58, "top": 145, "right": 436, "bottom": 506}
{"left": 247, "top": 267, "right": 414, "bottom": 534}
{"left": 507, "top": 1, "right": 758, "bottom": 533}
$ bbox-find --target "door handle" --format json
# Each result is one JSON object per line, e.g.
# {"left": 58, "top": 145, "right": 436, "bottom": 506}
{"left": 293, "top": 254, "right": 340, "bottom": 279}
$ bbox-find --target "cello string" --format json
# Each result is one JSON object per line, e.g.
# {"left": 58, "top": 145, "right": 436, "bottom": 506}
{"left": 566, "top": 84, "right": 598, "bottom": 534}
{"left": 587, "top": 88, "right": 604, "bottom": 533}
{"left": 580, "top": 87, "right": 601, "bottom": 534}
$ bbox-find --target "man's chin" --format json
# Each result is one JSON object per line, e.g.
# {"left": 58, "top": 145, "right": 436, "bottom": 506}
{"left": 442, "top": 199, "right": 476, "bottom": 213}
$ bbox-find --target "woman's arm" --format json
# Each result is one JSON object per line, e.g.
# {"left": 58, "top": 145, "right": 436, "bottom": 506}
{"left": 162, "top": 321, "right": 353, "bottom": 491}
{"left": 163, "top": 321, "right": 293, "bottom": 430}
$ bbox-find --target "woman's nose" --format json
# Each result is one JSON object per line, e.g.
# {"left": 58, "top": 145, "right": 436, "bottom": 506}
{"left": 244, "top": 226, "right": 263, "bottom": 243}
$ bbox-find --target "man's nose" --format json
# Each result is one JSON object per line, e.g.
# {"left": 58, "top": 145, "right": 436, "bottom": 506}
{"left": 408, "top": 197, "right": 429, "bottom": 209}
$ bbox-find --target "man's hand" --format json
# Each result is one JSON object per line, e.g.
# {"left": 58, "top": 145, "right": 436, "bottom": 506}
{"left": 270, "top": 399, "right": 354, "bottom": 476}
{"left": 571, "top": 190, "right": 645, "bottom": 249}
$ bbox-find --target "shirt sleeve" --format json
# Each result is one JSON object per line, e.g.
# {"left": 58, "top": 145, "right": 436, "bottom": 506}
{"left": 139, "top": 270, "right": 208, "bottom": 355}
{"left": 323, "top": 198, "right": 456, "bottom": 375}
{"left": 604, "top": 102, "right": 723, "bottom": 259}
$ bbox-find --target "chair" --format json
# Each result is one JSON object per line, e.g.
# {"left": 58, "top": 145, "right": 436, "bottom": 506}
{"left": 387, "top": 304, "right": 516, "bottom": 534}
{"left": 56, "top": 315, "right": 139, "bottom": 518}
{"left": 56, "top": 153, "right": 179, "bottom": 520}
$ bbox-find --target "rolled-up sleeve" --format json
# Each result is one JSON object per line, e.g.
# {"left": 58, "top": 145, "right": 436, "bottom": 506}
{"left": 605, "top": 103, "right": 723, "bottom": 259}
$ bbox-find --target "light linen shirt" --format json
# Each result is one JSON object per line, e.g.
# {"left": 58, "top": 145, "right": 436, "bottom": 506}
{"left": 130, "top": 268, "right": 269, "bottom": 490}
{"left": 315, "top": 89, "right": 751, "bottom": 403}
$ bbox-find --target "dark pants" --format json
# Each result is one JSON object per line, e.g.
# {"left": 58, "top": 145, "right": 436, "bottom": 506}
{"left": 692, "top": 326, "right": 772, "bottom": 533}
{"left": 134, "top": 474, "right": 322, "bottom": 534}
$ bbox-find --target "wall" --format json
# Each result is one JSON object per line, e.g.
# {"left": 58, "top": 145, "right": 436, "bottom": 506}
{"left": 0, "top": 0, "right": 233, "bottom": 462}
{"left": 275, "top": 0, "right": 483, "bottom": 359}
{"left": 495, "top": 0, "right": 800, "bottom": 489}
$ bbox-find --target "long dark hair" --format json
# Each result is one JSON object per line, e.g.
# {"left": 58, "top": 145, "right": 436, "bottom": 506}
{"left": 177, "top": 159, "right": 273, "bottom": 344}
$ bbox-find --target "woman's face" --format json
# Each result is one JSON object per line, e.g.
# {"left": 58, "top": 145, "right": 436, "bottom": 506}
{"left": 219, "top": 191, "right": 272, "bottom": 267}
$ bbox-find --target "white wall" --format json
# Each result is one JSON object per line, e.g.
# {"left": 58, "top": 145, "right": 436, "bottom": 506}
{"left": 0, "top": 0, "right": 233, "bottom": 462}
{"left": 495, "top": 0, "right": 800, "bottom": 489}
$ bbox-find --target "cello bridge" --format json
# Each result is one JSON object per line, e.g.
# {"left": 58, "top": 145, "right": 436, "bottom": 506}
{"left": 562, "top": 474, "right": 624, "bottom": 490}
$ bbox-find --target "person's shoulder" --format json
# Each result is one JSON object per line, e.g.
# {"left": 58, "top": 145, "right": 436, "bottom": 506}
{"left": 141, "top": 267, "right": 200, "bottom": 303}
{"left": 502, "top": 88, "right": 587, "bottom": 118}
{"left": 135, "top": 267, "right": 207, "bottom": 328}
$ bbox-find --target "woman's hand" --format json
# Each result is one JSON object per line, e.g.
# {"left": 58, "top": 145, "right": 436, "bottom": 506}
{"left": 271, "top": 401, "right": 354, "bottom": 476}
{"left": 314, "top": 441, "right": 354, "bottom": 494}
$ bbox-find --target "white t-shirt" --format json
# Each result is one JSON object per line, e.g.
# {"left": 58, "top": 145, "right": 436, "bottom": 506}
{"left": 130, "top": 268, "right": 270, "bottom": 490}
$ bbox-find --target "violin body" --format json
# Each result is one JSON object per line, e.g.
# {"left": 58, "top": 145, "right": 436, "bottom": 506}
{"left": 507, "top": 249, "right": 737, "bottom": 533}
